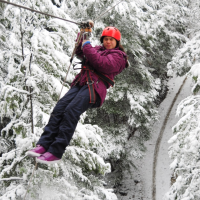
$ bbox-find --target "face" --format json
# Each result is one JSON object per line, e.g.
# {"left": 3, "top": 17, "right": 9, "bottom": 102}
{"left": 103, "top": 36, "right": 117, "bottom": 50}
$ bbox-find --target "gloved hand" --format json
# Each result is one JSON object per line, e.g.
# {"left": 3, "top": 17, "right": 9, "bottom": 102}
{"left": 81, "top": 20, "right": 94, "bottom": 48}
{"left": 80, "top": 19, "right": 94, "bottom": 32}
{"left": 87, "top": 19, "right": 94, "bottom": 28}
{"left": 82, "top": 37, "right": 91, "bottom": 48}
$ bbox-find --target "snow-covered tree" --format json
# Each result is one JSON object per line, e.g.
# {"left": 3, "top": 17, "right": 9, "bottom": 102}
{"left": 164, "top": 1, "right": 200, "bottom": 199}
{"left": 0, "top": 1, "right": 116, "bottom": 199}
{"left": 77, "top": 0, "right": 189, "bottom": 175}
{"left": 164, "top": 36, "right": 200, "bottom": 200}
{"left": 0, "top": 0, "right": 190, "bottom": 199}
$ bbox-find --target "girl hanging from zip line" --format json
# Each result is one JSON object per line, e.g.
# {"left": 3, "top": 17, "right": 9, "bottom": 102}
{"left": 26, "top": 20, "right": 129, "bottom": 164}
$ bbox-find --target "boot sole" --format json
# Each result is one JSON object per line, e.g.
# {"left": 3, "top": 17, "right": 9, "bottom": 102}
{"left": 36, "top": 158, "right": 61, "bottom": 165}
{"left": 26, "top": 151, "right": 41, "bottom": 157}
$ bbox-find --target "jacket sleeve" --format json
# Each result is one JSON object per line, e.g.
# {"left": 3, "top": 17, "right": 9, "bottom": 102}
{"left": 82, "top": 44, "right": 126, "bottom": 74}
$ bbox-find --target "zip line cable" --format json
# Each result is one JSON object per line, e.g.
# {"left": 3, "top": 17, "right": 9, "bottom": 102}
{"left": 0, "top": 0, "right": 125, "bottom": 26}
{"left": 0, "top": 0, "right": 81, "bottom": 25}
{"left": 0, "top": 0, "right": 125, "bottom": 100}
{"left": 94, "top": 0, "right": 124, "bottom": 22}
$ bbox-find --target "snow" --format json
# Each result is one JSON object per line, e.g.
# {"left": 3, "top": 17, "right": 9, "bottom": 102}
{"left": 0, "top": 177, "right": 23, "bottom": 181}
{"left": 119, "top": 74, "right": 193, "bottom": 200}
{"left": 170, "top": 158, "right": 178, "bottom": 170}
{"left": 0, "top": 0, "right": 197, "bottom": 199}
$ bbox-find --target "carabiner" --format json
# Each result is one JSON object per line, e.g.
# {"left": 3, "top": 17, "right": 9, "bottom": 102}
{"left": 86, "top": 81, "right": 94, "bottom": 85}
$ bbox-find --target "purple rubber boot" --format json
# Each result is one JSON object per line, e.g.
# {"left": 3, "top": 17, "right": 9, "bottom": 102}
{"left": 36, "top": 152, "right": 60, "bottom": 164}
{"left": 26, "top": 145, "right": 46, "bottom": 157}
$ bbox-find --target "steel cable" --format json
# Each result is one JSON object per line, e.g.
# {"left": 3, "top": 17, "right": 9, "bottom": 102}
{"left": 0, "top": 0, "right": 81, "bottom": 25}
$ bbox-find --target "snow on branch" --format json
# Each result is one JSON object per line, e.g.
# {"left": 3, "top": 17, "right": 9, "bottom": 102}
{"left": 0, "top": 177, "right": 23, "bottom": 181}
{"left": 3, "top": 85, "right": 34, "bottom": 95}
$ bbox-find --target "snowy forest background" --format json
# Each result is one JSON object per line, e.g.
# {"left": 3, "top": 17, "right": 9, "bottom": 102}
{"left": 0, "top": 0, "right": 200, "bottom": 199}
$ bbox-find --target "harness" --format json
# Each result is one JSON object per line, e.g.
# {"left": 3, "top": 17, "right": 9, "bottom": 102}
{"left": 74, "top": 62, "right": 115, "bottom": 104}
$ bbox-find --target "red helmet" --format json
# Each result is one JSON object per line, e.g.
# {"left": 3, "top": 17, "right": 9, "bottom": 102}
{"left": 100, "top": 26, "right": 121, "bottom": 43}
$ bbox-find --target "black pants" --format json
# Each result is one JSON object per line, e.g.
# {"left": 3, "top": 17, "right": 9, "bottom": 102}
{"left": 37, "top": 85, "right": 100, "bottom": 158}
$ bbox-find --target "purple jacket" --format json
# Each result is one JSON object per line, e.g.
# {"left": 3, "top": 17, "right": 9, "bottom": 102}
{"left": 71, "top": 40, "right": 127, "bottom": 107}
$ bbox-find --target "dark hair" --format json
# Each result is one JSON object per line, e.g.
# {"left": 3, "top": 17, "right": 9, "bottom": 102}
{"left": 116, "top": 41, "right": 129, "bottom": 68}
{"left": 101, "top": 37, "right": 129, "bottom": 68}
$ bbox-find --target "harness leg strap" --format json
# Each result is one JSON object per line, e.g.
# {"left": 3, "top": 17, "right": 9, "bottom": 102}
{"left": 86, "top": 70, "right": 96, "bottom": 104}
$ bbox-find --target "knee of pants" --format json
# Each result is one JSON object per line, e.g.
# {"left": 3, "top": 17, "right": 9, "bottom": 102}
{"left": 64, "top": 96, "right": 87, "bottom": 115}
{"left": 51, "top": 110, "right": 63, "bottom": 117}
{"left": 52, "top": 104, "right": 65, "bottom": 114}
{"left": 49, "top": 111, "right": 63, "bottom": 120}
{"left": 63, "top": 107, "right": 81, "bottom": 123}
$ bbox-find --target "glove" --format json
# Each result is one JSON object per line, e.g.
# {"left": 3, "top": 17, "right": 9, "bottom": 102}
{"left": 81, "top": 20, "right": 94, "bottom": 48}
{"left": 80, "top": 19, "right": 94, "bottom": 33}
{"left": 87, "top": 19, "right": 94, "bottom": 28}
{"left": 83, "top": 32, "right": 91, "bottom": 40}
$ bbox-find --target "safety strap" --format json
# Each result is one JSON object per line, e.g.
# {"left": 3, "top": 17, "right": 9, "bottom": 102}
{"left": 86, "top": 70, "right": 96, "bottom": 104}
{"left": 82, "top": 65, "right": 115, "bottom": 103}
{"left": 83, "top": 65, "right": 115, "bottom": 87}
{"left": 93, "top": 70, "right": 115, "bottom": 87}
{"left": 74, "top": 59, "right": 114, "bottom": 88}
{"left": 80, "top": 65, "right": 96, "bottom": 103}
